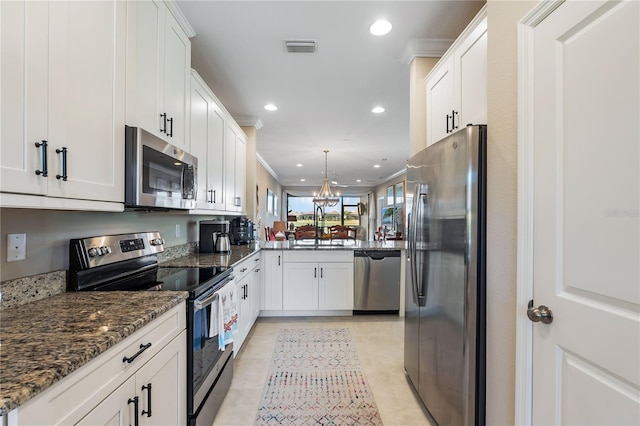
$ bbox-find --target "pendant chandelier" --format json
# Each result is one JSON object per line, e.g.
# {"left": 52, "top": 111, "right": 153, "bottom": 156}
{"left": 312, "top": 150, "right": 340, "bottom": 207}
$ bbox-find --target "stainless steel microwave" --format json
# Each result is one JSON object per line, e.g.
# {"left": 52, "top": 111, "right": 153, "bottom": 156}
{"left": 125, "top": 126, "right": 197, "bottom": 209}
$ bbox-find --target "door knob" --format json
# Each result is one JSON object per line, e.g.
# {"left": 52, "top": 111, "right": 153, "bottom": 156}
{"left": 527, "top": 300, "right": 553, "bottom": 324}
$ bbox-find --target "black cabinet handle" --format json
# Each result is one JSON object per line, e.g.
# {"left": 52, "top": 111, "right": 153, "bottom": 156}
{"left": 141, "top": 383, "right": 152, "bottom": 417}
{"left": 213, "top": 189, "right": 216, "bottom": 203}
{"left": 278, "top": 255, "right": 281, "bottom": 266}
{"left": 35, "top": 140, "right": 48, "bottom": 177}
{"left": 55, "top": 147, "right": 68, "bottom": 181}
{"left": 207, "top": 189, "right": 213, "bottom": 203}
{"left": 245, "top": 284, "right": 248, "bottom": 299}
{"left": 446, "top": 114, "right": 451, "bottom": 133}
{"left": 314, "top": 267, "right": 317, "bottom": 278}
{"left": 123, "top": 343, "right": 152, "bottom": 364}
{"left": 167, "top": 117, "right": 173, "bottom": 137}
{"left": 128, "top": 396, "right": 139, "bottom": 426}
{"left": 453, "top": 110, "right": 459, "bottom": 130}
{"left": 160, "top": 113, "right": 167, "bottom": 133}
{"left": 320, "top": 267, "right": 323, "bottom": 279}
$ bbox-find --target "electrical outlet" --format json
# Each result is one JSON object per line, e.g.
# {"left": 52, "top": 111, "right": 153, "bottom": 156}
{"left": 7, "top": 233, "right": 26, "bottom": 262}
{"left": 175, "top": 224, "right": 181, "bottom": 238}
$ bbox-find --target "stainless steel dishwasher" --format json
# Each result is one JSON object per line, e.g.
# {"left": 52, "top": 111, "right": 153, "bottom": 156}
{"left": 354, "top": 250, "right": 401, "bottom": 313}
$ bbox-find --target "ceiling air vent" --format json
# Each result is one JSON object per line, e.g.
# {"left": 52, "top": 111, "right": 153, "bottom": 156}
{"left": 285, "top": 40, "right": 317, "bottom": 53}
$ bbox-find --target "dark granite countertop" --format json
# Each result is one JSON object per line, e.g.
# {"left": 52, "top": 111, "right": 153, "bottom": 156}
{"left": 159, "top": 242, "right": 260, "bottom": 268}
{"left": 259, "top": 240, "right": 406, "bottom": 251}
{"left": 0, "top": 291, "right": 188, "bottom": 414}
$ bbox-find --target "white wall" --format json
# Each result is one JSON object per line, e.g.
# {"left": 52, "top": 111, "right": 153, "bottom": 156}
{"left": 485, "top": 1, "right": 538, "bottom": 424}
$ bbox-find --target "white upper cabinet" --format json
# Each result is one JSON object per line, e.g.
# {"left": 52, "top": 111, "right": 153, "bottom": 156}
{"left": 224, "top": 123, "right": 247, "bottom": 213}
{"left": 127, "top": 0, "right": 191, "bottom": 151}
{"left": 425, "top": 8, "right": 487, "bottom": 147}
{"left": 1, "top": 0, "right": 125, "bottom": 210}
{"left": 190, "top": 71, "right": 225, "bottom": 211}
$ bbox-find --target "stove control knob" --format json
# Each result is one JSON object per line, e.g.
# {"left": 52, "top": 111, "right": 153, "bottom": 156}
{"left": 150, "top": 238, "right": 165, "bottom": 246}
{"left": 101, "top": 246, "right": 111, "bottom": 255}
{"left": 88, "top": 247, "right": 99, "bottom": 257}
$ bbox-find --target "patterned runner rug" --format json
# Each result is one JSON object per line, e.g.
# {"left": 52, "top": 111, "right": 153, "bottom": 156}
{"left": 255, "top": 328, "right": 383, "bottom": 425}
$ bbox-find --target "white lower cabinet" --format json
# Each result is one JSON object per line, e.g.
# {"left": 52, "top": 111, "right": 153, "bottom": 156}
{"left": 261, "top": 251, "right": 283, "bottom": 311}
{"left": 233, "top": 252, "right": 261, "bottom": 353}
{"left": 8, "top": 304, "right": 186, "bottom": 426}
{"left": 279, "top": 251, "right": 354, "bottom": 313}
{"left": 77, "top": 332, "right": 185, "bottom": 426}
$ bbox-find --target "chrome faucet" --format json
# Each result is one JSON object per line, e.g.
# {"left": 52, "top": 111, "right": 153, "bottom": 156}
{"left": 314, "top": 205, "right": 323, "bottom": 243}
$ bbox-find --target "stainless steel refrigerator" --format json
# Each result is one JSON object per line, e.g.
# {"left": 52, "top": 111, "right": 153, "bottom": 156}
{"left": 404, "top": 125, "right": 486, "bottom": 426}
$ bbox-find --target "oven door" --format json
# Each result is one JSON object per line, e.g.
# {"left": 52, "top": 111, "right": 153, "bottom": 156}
{"left": 190, "top": 276, "right": 234, "bottom": 420}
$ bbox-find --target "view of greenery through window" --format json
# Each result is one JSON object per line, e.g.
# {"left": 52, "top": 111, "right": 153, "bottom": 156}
{"left": 287, "top": 196, "right": 360, "bottom": 230}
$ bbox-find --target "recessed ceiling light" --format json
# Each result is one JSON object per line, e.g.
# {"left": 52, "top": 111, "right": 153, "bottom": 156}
{"left": 372, "top": 106, "right": 385, "bottom": 114}
{"left": 356, "top": 179, "right": 362, "bottom": 183}
{"left": 374, "top": 164, "right": 381, "bottom": 168}
{"left": 264, "top": 104, "right": 278, "bottom": 111}
{"left": 300, "top": 178, "right": 306, "bottom": 182}
{"left": 296, "top": 163, "right": 303, "bottom": 167}
{"left": 331, "top": 181, "right": 338, "bottom": 185}
{"left": 370, "top": 19, "right": 392, "bottom": 36}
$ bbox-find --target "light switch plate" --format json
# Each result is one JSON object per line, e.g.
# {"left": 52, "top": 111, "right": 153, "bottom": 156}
{"left": 7, "top": 233, "right": 26, "bottom": 262}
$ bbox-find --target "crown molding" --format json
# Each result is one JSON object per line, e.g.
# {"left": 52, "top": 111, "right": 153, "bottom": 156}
{"left": 236, "top": 116, "right": 264, "bottom": 130}
{"left": 402, "top": 39, "right": 454, "bottom": 64}
{"left": 256, "top": 152, "right": 278, "bottom": 179}
{"left": 165, "top": 1, "right": 196, "bottom": 38}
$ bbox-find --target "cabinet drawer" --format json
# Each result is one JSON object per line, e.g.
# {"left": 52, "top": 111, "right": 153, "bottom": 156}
{"left": 283, "top": 250, "right": 353, "bottom": 263}
{"left": 11, "top": 303, "right": 186, "bottom": 426}
{"left": 234, "top": 251, "right": 261, "bottom": 280}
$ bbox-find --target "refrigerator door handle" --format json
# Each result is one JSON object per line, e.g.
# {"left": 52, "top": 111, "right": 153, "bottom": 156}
{"left": 410, "top": 183, "right": 429, "bottom": 307}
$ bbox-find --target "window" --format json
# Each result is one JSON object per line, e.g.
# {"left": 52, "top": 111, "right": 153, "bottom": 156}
{"left": 287, "top": 195, "right": 360, "bottom": 228}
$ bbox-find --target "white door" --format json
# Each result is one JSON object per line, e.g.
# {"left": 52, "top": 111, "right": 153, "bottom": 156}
{"left": 261, "top": 251, "right": 283, "bottom": 310}
{"left": 208, "top": 107, "right": 226, "bottom": 210}
{"left": 530, "top": 1, "right": 639, "bottom": 424}
{"left": 455, "top": 17, "right": 487, "bottom": 129}
{"left": 76, "top": 376, "right": 135, "bottom": 426}
{"left": 224, "top": 124, "right": 237, "bottom": 211}
{"left": 282, "top": 262, "right": 318, "bottom": 310}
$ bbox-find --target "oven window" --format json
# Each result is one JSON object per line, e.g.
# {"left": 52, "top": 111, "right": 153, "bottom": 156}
{"left": 193, "top": 303, "right": 224, "bottom": 396}
{"left": 142, "top": 146, "right": 186, "bottom": 198}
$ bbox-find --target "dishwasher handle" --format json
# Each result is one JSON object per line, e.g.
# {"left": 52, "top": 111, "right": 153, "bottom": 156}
{"left": 354, "top": 250, "right": 401, "bottom": 260}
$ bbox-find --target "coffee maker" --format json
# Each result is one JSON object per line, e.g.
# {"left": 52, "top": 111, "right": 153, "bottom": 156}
{"left": 199, "top": 220, "right": 231, "bottom": 253}
{"left": 230, "top": 217, "right": 254, "bottom": 245}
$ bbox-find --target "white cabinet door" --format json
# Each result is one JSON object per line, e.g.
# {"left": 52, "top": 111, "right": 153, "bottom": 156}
{"left": 250, "top": 265, "right": 261, "bottom": 322}
{"left": 208, "top": 107, "right": 226, "bottom": 210}
{"left": 235, "top": 277, "right": 249, "bottom": 352}
{"left": 47, "top": 0, "right": 125, "bottom": 203}
{"left": 75, "top": 376, "right": 135, "bottom": 426}
{"left": 224, "top": 124, "right": 237, "bottom": 211}
{"left": 137, "top": 331, "right": 186, "bottom": 426}
{"left": 162, "top": 10, "right": 190, "bottom": 151}
{"left": 262, "top": 251, "right": 283, "bottom": 311}
{"left": 282, "top": 262, "right": 319, "bottom": 310}
{"left": 190, "top": 72, "right": 226, "bottom": 211}
{"left": 455, "top": 16, "right": 487, "bottom": 129}
{"left": 1, "top": 0, "right": 125, "bottom": 204}
{"left": 425, "top": 8, "right": 486, "bottom": 148}
{"left": 234, "top": 133, "right": 247, "bottom": 213}
{"left": 426, "top": 58, "right": 454, "bottom": 147}
{"left": 127, "top": 0, "right": 190, "bottom": 150}
{"left": 318, "top": 262, "right": 354, "bottom": 310}
{"left": 0, "top": 0, "right": 48, "bottom": 196}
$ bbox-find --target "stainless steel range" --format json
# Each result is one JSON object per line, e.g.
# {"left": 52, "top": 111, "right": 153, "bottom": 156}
{"left": 68, "top": 232, "right": 234, "bottom": 426}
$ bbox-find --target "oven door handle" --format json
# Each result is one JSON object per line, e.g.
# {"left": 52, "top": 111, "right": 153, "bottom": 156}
{"left": 193, "top": 276, "right": 234, "bottom": 310}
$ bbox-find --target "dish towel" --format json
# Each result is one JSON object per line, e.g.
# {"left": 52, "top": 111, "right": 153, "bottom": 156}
{"left": 209, "top": 282, "right": 238, "bottom": 351}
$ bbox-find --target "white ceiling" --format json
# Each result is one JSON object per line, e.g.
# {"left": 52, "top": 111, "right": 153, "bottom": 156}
{"left": 176, "top": 1, "right": 484, "bottom": 193}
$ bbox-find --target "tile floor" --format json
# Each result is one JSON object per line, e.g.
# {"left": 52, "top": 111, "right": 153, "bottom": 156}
{"left": 213, "top": 315, "right": 432, "bottom": 426}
